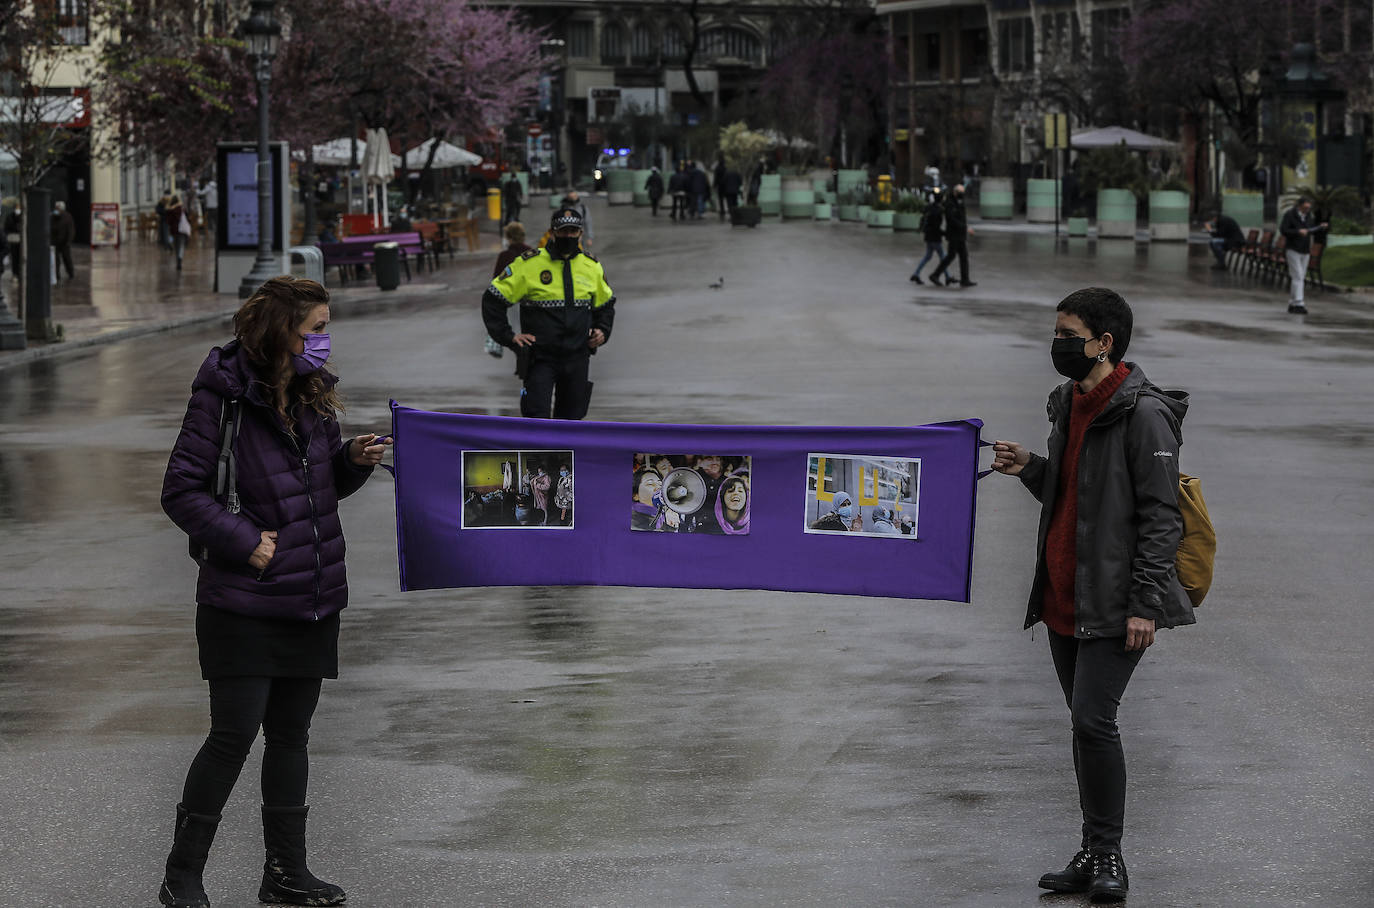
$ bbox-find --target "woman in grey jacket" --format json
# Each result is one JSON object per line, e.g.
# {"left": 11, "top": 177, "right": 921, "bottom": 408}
{"left": 992, "top": 287, "right": 1194, "bottom": 903}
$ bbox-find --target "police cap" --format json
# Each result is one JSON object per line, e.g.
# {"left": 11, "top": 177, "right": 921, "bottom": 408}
{"left": 551, "top": 207, "right": 584, "bottom": 230}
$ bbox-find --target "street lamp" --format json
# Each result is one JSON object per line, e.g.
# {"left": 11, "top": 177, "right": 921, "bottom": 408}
{"left": 238, "top": 0, "right": 282, "bottom": 298}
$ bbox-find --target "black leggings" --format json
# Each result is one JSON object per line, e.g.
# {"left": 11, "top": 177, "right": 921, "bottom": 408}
{"left": 181, "top": 676, "right": 322, "bottom": 814}
{"left": 1047, "top": 631, "right": 1144, "bottom": 854}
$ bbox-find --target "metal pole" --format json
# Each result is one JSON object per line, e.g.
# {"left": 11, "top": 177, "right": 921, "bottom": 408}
{"left": 239, "top": 48, "right": 277, "bottom": 298}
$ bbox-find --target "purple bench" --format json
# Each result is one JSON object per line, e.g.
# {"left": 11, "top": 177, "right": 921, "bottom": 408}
{"left": 317, "top": 231, "right": 438, "bottom": 285}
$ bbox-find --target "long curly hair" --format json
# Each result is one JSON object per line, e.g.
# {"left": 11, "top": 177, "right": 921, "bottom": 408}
{"left": 232, "top": 276, "right": 343, "bottom": 430}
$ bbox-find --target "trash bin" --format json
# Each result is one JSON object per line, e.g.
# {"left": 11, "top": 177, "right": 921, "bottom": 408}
{"left": 373, "top": 241, "right": 400, "bottom": 291}
{"left": 487, "top": 187, "right": 502, "bottom": 221}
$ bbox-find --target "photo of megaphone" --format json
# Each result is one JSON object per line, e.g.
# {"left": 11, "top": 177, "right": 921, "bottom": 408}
{"left": 660, "top": 467, "right": 707, "bottom": 515}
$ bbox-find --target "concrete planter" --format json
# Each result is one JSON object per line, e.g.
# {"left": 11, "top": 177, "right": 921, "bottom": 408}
{"left": 979, "top": 176, "right": 1014, "bottom": 219}
{"left": 758, "top": 174, "right": 782, "bottom": 217}
{"left": 782, "top": 177, "right": 812, "bottom": 219}
{"left": 1096, "top": 188, "right": 1137, "bottom": 238}
{"left": 632, "top": 169, "right": 652, "bottom": 207}
{"left": 813, "top": 202, "right": 833, "bottom": 221}
{"left": 1325, "top": 234, "right": 1374, "bottom": 247}
{"left": 1027, "top": 179, "right": 1061, "bottom": 223}
{"left": 1148, "top": 190, "right": 1190, "bottom": 241}
{"left": 836, "top": 169, "right": 867, "bottom": 200}
{"left": 1068, "top": 217, "right": 1089, "bottom": 237}
{"left": 606, "top": 169, "right": 635, "bottom": 205}
{"left": 894, "top": 212, "right": 921, "bottom": 232}
{"left": 825, "top": 190, "right": 837, "bottom": 205}
{"left": 857, "top": 204, "right": 872, "bottom": 223}
{"left": 839, "top": 205, "right": 860, "bottom": 221}
{"left": 1222, "top": 191, "right": 1264, "bottom": 234}
{"left": 868, "top": 209, "right": 895, "bottom": 232}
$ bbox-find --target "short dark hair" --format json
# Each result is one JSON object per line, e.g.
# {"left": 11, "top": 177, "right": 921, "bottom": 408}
{"left": 1056, "top": 287, "right": 1132, "bottom": 364}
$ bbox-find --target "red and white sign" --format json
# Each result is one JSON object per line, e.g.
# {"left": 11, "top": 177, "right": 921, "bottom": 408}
{"left": 90, "top": 202, "right": 119, "bottom": 247}
{"left": 527, "top": 123, "right": 543, "bottom": 138}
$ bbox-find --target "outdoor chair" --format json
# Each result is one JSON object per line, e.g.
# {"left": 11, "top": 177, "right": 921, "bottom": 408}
{"left": 1246, "top": 229, "right": 1274, "bottom": 277}
{"left": 1230, "top": 229, "right": 1259, "bottom": 270}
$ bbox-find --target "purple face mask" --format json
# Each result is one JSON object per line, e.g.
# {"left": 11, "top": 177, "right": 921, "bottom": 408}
{"left": 292, "top": 333, "right": 330, "bottom": 375}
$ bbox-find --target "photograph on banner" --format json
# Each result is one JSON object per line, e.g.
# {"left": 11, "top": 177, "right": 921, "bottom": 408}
{"left": 630, "top": 453, "right": 751, "bottom": 534}
{"left": 805, "top": 454, "right": 920, "bottom": 538}
{"left": 461, "top": 450, "right": 575, "bottom": 529}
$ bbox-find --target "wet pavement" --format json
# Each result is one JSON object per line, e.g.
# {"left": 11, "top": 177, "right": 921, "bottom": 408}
{"left": 1, "top": 202, "right": 1373, "bottom": 907}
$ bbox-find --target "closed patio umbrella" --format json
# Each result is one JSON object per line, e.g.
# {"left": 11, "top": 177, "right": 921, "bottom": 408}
{"left": 361, "top": 128, "right": 396, "bottom": 229}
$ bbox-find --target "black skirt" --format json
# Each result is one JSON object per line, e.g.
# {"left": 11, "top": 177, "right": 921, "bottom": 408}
{"left": 196, "top": 604, "right": 340, "bottom": 680}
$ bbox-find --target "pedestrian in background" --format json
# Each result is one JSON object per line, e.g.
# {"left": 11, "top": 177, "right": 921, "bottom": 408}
{"left": 1279, "top": 197, "right": 1324, "bottom": 314}
{"left": 156, "top": 189, "right": 174, "bottom": 250}
{"left": 50, "top": 200, "right": 75, "bottom": 281}
{"left": 164, "top": 194, "right": 189, "bottom": 271}
{"left": 158, "top": 275, "right": 390, "bottom": 908}
{"left": 690, "top": 161, "right": 710, "bottom": 219}
{"left": 198, "top": 178, "right": 218, "bottom": 235}
{"left": 928, "top": 184, "right": 975, "bottom": 288}
{"left": 909, "top": 188, "right": 944, "bottom": 284}
{"left": 720, "top": 166, "right": 742, "bottom": 222}
{"left": 668, "top": 164, "right": 688, "bottom": 221}
{"left": 502, "top": 172, "right": 524, "bottom": 226}
{"left": 713, "top": 157, "right": 728, "bottom": 221}
{"left": 991, "top": 287, "right": 1194, "bottom": 904}
{"left": 645, "top": 166, "right": 664, "bottom": 217}
{"left": 1206, "top": 209, "right": 1245, "bottom": 270}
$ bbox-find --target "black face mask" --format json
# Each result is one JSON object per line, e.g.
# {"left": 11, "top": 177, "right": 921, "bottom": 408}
{"left": 551, "top": 235, "right": 580, "bottom": 258}
{"left": 1051, "top": 336, "right": 1102, "bottom": 382}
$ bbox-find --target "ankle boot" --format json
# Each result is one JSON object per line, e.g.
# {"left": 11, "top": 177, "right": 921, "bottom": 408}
{"left": 1089, "top": 851, "right": 1129, "bottom": 902}
{"left": 1038, "top": 848, "right": 1094, "bottom": 893}
{"left": 159, "top": 803, "right": 221, "bottom": 907}
{"left": 257, "top": 805, "right": 347, "bottom": 906}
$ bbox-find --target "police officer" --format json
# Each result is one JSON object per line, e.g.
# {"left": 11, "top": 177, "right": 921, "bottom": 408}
{"left": 482, "top": 207, "right": 615, "bottom": 419}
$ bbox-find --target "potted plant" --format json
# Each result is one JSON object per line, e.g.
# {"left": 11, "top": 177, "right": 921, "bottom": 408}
{"left": 868, "top": 193, "right": 895, "bottom": 231}
{"left": 813, "top": 190, "right": 832, "bottom": 221}
{"left": 1148, "top": 177, "right": 1191, "bottom": 241}
{"left": 1324, "top": 216, "right": 1373, "bottom": 247}
{"left": 1083, "top": 145, "right": 1144, "bottom": 238}
{"left": 838, "top": 189, "right": 862, "bottom": 222}
{"left": 856, "top": 189, "right": 874, "bottom": 224}
{"left": 1067, "top": 206, "right": 1089, "bottom": 236}
{"left": 893, "top": 191, "right": 925, "bottom": 231}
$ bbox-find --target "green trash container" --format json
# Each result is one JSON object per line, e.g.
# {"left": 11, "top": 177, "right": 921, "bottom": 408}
{"left": 373, "top": 241, "right": 401, "bottom": 291}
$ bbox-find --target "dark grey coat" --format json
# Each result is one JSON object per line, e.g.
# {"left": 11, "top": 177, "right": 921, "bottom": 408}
{"left": 1018, "top": 364, "right": 1196, "bottom": 637}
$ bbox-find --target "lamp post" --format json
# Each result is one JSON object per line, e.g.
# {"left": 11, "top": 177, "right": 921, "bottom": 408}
{"left": 238, "top": 0, "right": 282, "bottom": 298}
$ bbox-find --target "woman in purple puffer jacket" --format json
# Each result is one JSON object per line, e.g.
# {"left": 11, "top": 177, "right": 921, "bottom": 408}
{"left": 157, "top": 276, "right": 389, "bottom": 908}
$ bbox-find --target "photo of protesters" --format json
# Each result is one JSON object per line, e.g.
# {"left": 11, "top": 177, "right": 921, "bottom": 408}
{"left": 630, "top": 453, "right": 751, "bottom": 534}
{"left": 805, "top": 454, "right": 921, "bottom": 539}
{"left": 462, "top": 450, "right": 574, "bottom": 529}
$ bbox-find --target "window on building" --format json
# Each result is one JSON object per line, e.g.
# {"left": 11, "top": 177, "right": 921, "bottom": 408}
{"left": 1091, "top": 7, "right": 1128, "bottom": 66}
{"left": 1352, "top": 1, "right": 1374, "bottom": 54}
{"left": 998, "top": 17, "right": 1034, "bottom": 74}
{"left": 769, "top": 23, "right": 791, "bottom": 62}
{"left": 961, "top": 27, "right": 989, "bottom": 79}
{"left": 601, "top": 21, "right": 626, "bottom": 65}
{"left": 1040, "top": 10, "right": 1081, "bottom": 64}
{"left": 38, "top": 0, "right": 89, "bottom": 45}
{"left": 662, "top": 24, "right": 686, "bottom": 61}
{"left": 631, "top": 24, "right": 655, "bottom": 63}
{"left": 567, "top": 21, "right": 593, "bottom": 59}
{"left": 700, "top": 27, "right": 761, "bottom": 65}
{"left": 921, "top": 33, "right": 941, "bottom": 78}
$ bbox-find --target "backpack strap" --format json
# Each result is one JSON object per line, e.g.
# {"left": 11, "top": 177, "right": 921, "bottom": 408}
{"left": 213, "top": 399, "right": 242, "bottom": 514}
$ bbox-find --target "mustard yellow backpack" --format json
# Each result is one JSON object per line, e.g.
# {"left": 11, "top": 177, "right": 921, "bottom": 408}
{"left": 1176, "top": 473, "right": 1215, "bottom": 606}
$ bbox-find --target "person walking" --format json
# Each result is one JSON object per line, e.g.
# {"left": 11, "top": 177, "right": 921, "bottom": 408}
{"left": 645, "top": 167, "right": 664, "bottom": 217}
{"left": 482, "top": 206, "right": 616, "bottom": 419}
{"left": 1279, "top": 197, "right": 1325, "bottom": 314}
{"left": 668, "top": 164, "right": 688, "bottom": 221}
{"left": 690, "top": 161, "right": 710, "bottom": 219}
{"left": 990, "top": 287, "right": 1195, "bottom": 904}
{"left": 909, "top": 189, "right": 944, "bottom": 284}
{"left": 1206, "top": 210, "right": 1245, "bottom": 270}
{"left": 198, "top": 178, "right": 218, "bottom": 235}
{"left": 157, "top": 276, "right": 391, "bottom": 908}
{"left": 50, "top": 200, "right": 76, "bottom": 280}
{"left": 156, "top": 190, "right": 174, "bottom": 250}
{"left": 928, "top": 184, "right": 975, "bottom": 287}
{"left": 502, "top": 172, "right": 524, "bottom": 227}
{"left": 164, "top": 194, "right": 189, "bottom": 271}
{"left": 713, "top": 157, "right": 728, "bottom": 221}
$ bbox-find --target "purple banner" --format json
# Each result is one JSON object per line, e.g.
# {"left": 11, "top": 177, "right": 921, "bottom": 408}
{"left": 390, "top": 403, "right": 984, "bottom": 602}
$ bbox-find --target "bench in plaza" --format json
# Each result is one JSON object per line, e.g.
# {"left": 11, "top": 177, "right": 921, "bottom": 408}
{"left": 317, "top": 231, "right": 437, "bottom": 285}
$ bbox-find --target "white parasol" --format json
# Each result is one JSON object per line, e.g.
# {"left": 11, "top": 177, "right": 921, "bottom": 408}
{"left": 404, "top": 138, "right": 482, "bottom": 170}
{"left": 361, "top": 128, "right": 396, "bottom": 228}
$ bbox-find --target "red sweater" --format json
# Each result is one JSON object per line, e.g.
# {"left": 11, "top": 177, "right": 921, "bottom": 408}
{"left": 1041, "top": 362, "right": 1130, "bottom": 636}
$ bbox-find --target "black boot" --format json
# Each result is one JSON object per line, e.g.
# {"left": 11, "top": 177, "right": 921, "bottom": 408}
{"left": 159, "top": 804, "right": 221, "bottom": 907}
{"left": 258, "top": 805, "right": 347, "bottom": 906}
{"left": 1038, "top": 848, "right": 1095, "bottom": 893}
{"left": 1089, "top": 851, "right": 1129, "bottom": 902}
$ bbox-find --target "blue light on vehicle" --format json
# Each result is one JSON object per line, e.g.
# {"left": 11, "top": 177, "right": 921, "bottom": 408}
{"left": 617, "top": 147, "right": 631, "bottom": 156}
{"left": 602, "top": 148, "right": 615, "bottom": 156}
